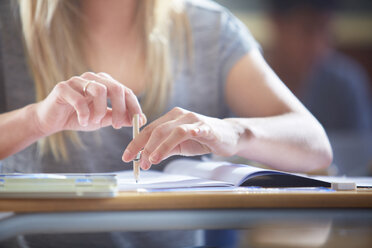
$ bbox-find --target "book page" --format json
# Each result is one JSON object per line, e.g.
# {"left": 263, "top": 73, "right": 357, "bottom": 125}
{"left": 164, "top": 159, "right": 267, "bottom": 186}
{"left": 116, "top": 159, "right": 331, "bottom": 190}
{"left": 164, "top": 159, "right": 331, "bottom": 188}
{"left": 115, "top": 170, "right": 232, "bottom": 191}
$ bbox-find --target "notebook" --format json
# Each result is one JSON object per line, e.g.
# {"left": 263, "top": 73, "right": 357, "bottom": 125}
{"left": 2, "top": 159, "right": 367, "bottom": 197}
{"left": 115, "top": 158, "right": 332, "bottom": 191}
{"left": 0, "top": 173, "right": 118, "bottom": 198}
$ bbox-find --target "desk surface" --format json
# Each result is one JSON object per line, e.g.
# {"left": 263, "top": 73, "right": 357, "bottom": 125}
{"left": 1, "top": 189, "right": 372, "bottom": 213}
{"left": 1, "top": 189, "right": 372, "bottom": 242}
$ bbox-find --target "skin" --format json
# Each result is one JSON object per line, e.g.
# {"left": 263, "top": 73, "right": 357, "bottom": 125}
{"left": 0, "top": 72, "right": 146, "bottom": 159}
{"left": 0, "top": 0, "right": 332, "bottom": 173}
{"left": 123, "top": 49, "right": 332, "bottom": 172}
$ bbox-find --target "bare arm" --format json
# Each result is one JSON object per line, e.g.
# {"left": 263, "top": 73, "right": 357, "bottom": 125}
{"left": 0, "top": 72, "right": 145, "bottom": 160}
{"left": 0, "top": 104, "right": 44, "bottom": 159}
{"left": 124, "top": 49, "right": 332, "bottom": 173}
{"left": 224, "top": 49, "right": 332, "bottom": 172}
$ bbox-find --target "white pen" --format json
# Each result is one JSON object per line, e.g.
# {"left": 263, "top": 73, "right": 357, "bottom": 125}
{"left": 132, "top": 114, "right": 140, "bottom": 183}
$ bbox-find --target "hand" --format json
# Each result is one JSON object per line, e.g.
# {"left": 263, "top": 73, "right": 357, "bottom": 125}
{"left": 33, "top": 72, "right": 146, "bottom": 135}
{"left": 122, "top": 107, "right": 246, "bottom": 170}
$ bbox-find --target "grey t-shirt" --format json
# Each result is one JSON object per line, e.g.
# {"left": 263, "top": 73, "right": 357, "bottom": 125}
{"left": 0, "top": 0, "right": 256, "bottom": 174}
{"left": 0, "top": 0, "right": 256, "bottom": 247}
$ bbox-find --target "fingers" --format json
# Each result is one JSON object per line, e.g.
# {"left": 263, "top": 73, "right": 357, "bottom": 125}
{"left": 122, "top": 108, "right": 184, "bottom": 162}
{"left": 144, "top": 124, "right": 196, "bottom": 168}
{"left": 81, "top": 72, "right": 125, "bottom": 128}
{"left": 53, "top": 82, "right": 90, "bottom": 127}
{"left": 127, "top": 122, "right": 208, "bottom": 170}
{"left": 139, "top": 121, "right": 180, "bottom": 170}
{"left": 62, "top": 71, "right": 144, "bottom": 129}
{"left": 122, "top": 107, "right": 212, "bottom": 170}
{"left": 66, "top": 77, "right": 108, "bottom": 124}
{"left": 150, "top": 124, "right": 212, "bottom": 165}
{"left": 81, "top": 72, "right": 144, "bottom": 129}
{"left": 125, "top": 88, "right": 145, "bottom": 126}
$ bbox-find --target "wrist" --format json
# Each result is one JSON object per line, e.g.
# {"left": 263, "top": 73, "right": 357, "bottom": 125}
{"left": 223, "top": 118, "right": 255, "bottom": 156}
{"left": 27, "top": 103, "right": 52, "bottom": 138}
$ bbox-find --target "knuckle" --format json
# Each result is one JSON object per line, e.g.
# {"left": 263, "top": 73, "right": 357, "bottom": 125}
{"left": 81, "top": 72, "right": 95, "bottom": 78}
{"left": 54, "top": 82, "right": 67, "bottom": 94}
{"left": 142, "top": 125, "right": 154, "bottom": 137}
{"left": 152, "top": 126, "right": 166, "bottom": 139}
{"left": 142, "top": 148, "right": 152, "bottom": 158}
{"left": 185, "top": 112, "right": 199, "bottom": 122}
{"left": 171, "top": 107, "right": 186, "bottom": 116}
{"left": 174, "top": 126, "right": 188, "bottom": 137}
{"left": 111, "top": 84, "right": 124, "bottom": 95}
{"left": 98, "top": 72, "right": 113, "bottom": 79}
{"left": 69, "top": 76, "right": 80, "bottom": 83}
{"left": 92, "top": 84, "right": 107, "bottom": 96}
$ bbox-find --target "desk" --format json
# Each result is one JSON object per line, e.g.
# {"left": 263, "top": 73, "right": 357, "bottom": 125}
{"left": 1, "top": 190, "right": 372, "bottom": 243}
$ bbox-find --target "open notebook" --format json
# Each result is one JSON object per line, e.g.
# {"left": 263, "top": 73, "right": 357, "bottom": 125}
{"left": 115, "top": 159, "right": 331, "bottom": 191}
{"left": 2, "top": 159, "right": 369, "bottom": 197}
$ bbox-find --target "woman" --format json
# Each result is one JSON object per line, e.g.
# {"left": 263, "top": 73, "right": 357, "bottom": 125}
{"left": 0, "top": 0, "right": 332, "bottom": 246}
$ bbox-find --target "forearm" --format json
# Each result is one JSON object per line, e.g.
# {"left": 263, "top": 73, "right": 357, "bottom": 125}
{"left": 0, "top": 104, "right": 45, "bottom": 159}
{"left": 226, "top": 112, "right": 333, "bottom": 172}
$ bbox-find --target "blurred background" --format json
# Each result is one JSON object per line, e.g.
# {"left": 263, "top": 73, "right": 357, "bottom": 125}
{"left": 209, "top": 1, "right": 372, "bottom": 247}
{"left": 215, "top": 0, "right": 372, "bottom": 177}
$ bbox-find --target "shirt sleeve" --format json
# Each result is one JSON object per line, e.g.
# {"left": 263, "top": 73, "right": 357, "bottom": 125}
{"left": 218, "top": 8, "right": 260, "bottom": 86}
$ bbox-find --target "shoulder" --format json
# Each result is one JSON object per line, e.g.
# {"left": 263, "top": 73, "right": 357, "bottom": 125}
{"left": 184, "top": 0, "right": 228, "bottom": 15}
{"left": 183, "top": 0, "right": 239, "bottom": 31}
{"left": 181, "top": 0, "right": 256, "bottom": 49}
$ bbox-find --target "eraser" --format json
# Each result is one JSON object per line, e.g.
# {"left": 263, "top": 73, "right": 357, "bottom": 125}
{"left": 331, "top": 182, "right": 356, "bottom": 191}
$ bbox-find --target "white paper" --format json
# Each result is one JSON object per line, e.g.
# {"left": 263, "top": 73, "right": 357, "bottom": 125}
{"left": 115, "top": 170, "right": 232, "bottom": 191}
{"left": 164, "top": 159, "right": 268, "bottom": 186}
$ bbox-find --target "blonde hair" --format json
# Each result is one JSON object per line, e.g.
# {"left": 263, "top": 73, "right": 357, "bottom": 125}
{"left": 17, "top": 0, "right": 190, "bottom": 160}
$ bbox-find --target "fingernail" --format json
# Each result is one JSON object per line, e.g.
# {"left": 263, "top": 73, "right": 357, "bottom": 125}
{"left": 123, "top": 150, "right": 132, "bottom": 162}
{"left": 140, "top": 114, "right": 147, "bottom": 126}
{"left": 140, "top": 159, "right": 151, "bottom": 170}
{"left": 149, "top": 153, "right": 159, "bottom": 164}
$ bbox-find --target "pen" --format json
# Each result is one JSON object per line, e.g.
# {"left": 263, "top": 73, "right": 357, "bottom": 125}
{"left": 132, "top": 114, "right": 140, "bottom": 183}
